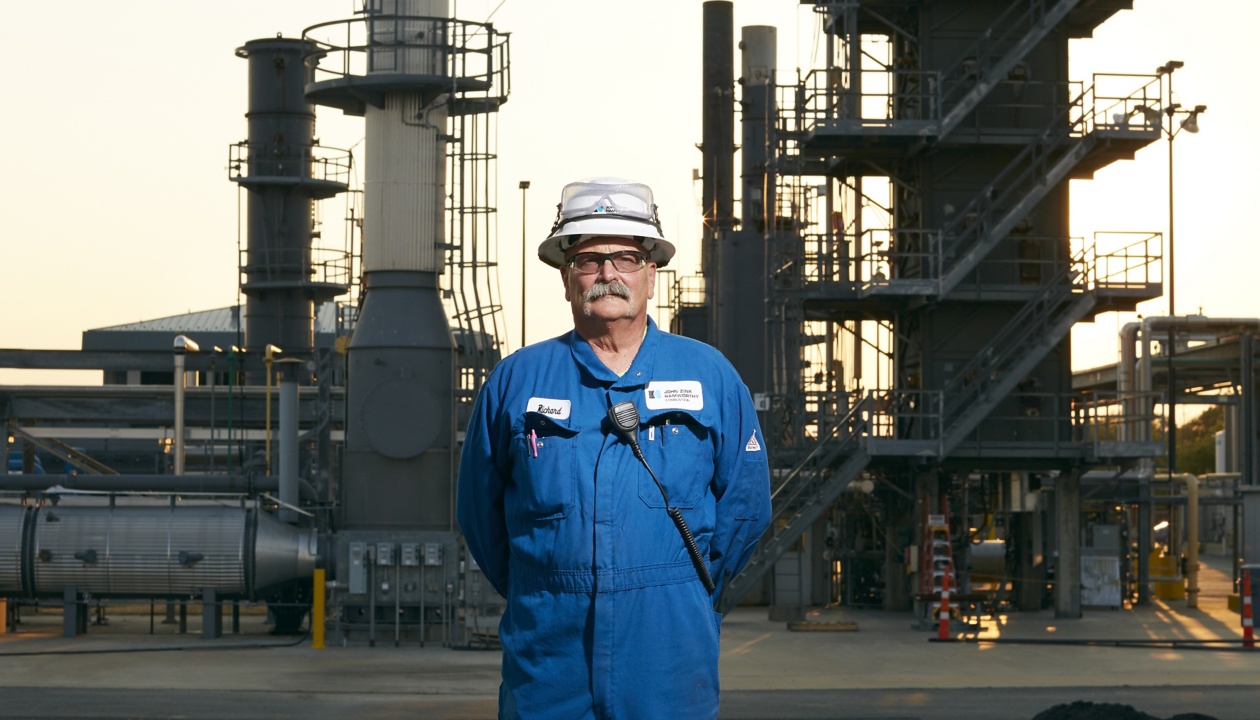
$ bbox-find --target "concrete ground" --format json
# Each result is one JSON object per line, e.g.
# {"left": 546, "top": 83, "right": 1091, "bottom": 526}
{"left": 1, "top": 555, "right": 1256, "bottom": 719}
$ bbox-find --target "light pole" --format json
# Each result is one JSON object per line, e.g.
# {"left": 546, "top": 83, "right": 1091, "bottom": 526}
{"left": 519, "top": 180, "right": 531, "bottom": 350}
{"left": 1156, "top": 59, "right": 1206, "bottom": 476}
{"left": 1156, "top": 60, "right": 1206, "bottom": 317}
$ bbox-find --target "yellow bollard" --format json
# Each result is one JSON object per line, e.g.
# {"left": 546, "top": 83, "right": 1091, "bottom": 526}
{"left": 0, "top": 598, "right": 7, "bottom": 635}
{"left": 311, "top": 568, "right": 325, "bottom": 649}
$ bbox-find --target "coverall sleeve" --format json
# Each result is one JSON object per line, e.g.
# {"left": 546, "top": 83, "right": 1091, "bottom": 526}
{"left": 707, "top": 376, "right": 771, "bottom": 609}
{"left": 456, "top": 378, "right": 512, "bottom": 598}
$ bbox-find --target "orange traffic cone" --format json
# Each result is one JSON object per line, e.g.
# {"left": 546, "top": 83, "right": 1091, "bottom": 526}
{"left": 937, "top": 570, "right": 952, "bottom": 641}
{"left": 1243, "top": 569, "right": 1254, "bottom": 650}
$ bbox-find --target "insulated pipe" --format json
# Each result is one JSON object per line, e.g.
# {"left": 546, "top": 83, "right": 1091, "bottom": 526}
{"left": 1119, "top": 322, "right": 1140, "bottom": 443}
{"left": 1135, "top": 317, "right": 1260, "bottom": 405}
{"left": 1168, "top": 472, "right": 1201, "bottom": 609}
{"left": 1129, "top": 317, "right": 1260, "bottom": 492}
{"left": 1127, "top": 317, "right": 1260, "bottom": 452}
{"left": 277, "top": 360, "right": 302, "bottom": 523}
{"left": 4, "top": 474, "right": 317, "bottom": 502}
{"left": 173, "top": 336, "right": 199, "bottom": 475}
{"left": 0, "top": 474, "right": 277, "bottom": 494}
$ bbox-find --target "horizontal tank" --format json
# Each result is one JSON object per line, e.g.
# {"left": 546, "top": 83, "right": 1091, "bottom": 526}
{"left": 0, "top": 504, "right": 315, "bottom": 600}
{"left": 0, "top": 505, "right": 26, "bottom": 594}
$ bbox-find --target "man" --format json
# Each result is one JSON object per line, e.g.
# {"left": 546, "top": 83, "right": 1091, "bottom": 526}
{"left": 457, "top": 177, "right": 771, "bottom": 719}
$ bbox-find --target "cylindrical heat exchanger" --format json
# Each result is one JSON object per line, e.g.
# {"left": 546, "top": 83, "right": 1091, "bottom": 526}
{"left": 0, "top": 504, "right": 315, "bottom": 600}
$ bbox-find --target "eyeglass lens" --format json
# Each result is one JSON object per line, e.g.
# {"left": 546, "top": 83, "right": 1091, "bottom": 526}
{"left": 568, "top": 251, "right": 647, "bottom": 274}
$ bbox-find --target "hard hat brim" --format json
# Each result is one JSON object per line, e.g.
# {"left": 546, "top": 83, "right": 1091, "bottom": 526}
{"left": 538, "top": 216, "right": 675, "bottom": 269}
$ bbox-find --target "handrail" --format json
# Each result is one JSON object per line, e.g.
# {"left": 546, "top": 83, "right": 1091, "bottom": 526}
{"left": 302, "top": 14, "right": 509, "bottom": 102}
{"left": 770, "top": 394, "right": 872, "bottom": 508}
{"left": 228, "top": 141, "right": 354, "bottom": 186}
{"left": 940, "top": 255, "right": 1082, "bottom": 424}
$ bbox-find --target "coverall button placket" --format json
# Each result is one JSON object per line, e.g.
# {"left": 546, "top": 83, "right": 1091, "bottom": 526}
{"left": 593, "top": 378, "right": 647, "bottom": 713}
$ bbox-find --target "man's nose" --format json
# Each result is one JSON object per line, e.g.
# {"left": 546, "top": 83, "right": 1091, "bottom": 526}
{"left": 596, "top": 257, "right": 620, "bottom": 280}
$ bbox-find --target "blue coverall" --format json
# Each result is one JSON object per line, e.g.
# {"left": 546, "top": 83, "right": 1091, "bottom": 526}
{"left": 457, "top": 318, "right": 771, "bottom": 719}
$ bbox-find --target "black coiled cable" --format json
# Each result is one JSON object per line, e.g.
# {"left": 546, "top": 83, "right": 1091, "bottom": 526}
{"left": 608, "top": 402, "right": 716, "bottom": 594}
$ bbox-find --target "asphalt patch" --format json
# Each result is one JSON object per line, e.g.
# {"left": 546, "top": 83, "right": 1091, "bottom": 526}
{"left": 1032, "top": 702, "right": 1220, "bottom": 720}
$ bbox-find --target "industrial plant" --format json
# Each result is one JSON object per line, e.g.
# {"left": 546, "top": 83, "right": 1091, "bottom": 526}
{"left": 3, "top": 0, "right": 1255, "bottom": 657}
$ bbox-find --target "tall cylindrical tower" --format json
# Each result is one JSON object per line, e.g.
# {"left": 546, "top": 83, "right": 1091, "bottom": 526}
{"left": 306, "top": 0, "right": 505, "bottom": 531}
{"left": 712, "top": 26, "right": 775, "bottom": 397}
{"left": 231, "top": 38, "right": 351, "bottom": 363}
{"left": 701, "top": 1, "right": 735, "bottom": 291}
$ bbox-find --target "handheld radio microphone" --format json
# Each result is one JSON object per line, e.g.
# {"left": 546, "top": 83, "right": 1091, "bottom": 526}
{"left": 607, "top": 401, "right": 716, "bottom": 594}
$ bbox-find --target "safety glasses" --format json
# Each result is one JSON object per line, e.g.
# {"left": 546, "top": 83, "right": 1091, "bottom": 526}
{"left": 550, "top": 181, "right": 662, "bottom": 234}
{"left": 564, "top": 250, "right": 648, "bottom": 275}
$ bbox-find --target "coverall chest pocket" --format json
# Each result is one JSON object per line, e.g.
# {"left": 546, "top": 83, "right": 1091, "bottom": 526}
{"left": 637, "top": 411, "right": 714, "bottom": 510}
{"left": 510, "top": 412, "right": 579, "bottom": 521}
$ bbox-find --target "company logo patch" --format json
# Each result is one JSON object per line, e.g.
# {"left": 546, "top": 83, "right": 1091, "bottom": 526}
{"left": 644, "top": 380, "right": 704, "bottom": 411}
{"left": 745, "top": 431, "right": 762, "bottom": 452}
{"left": 527, "top": 397, "right": 571, "bottom": 420}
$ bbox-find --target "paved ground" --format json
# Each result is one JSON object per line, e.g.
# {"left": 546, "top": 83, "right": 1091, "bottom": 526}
{"left": 1, "top": 555, "right": 1256, "bottom": 719}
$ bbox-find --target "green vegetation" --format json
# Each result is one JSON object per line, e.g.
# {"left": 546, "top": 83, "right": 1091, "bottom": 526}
{"left": 1156, "top": 405, "right": 1224, "bottom": 475}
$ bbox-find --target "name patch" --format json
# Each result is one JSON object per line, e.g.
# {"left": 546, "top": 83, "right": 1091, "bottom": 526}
{"left": 527, "top": 397, "right": 571, "bottom": 420}
{"left": 644, "top": 380, "right": 704, "bottom": 411}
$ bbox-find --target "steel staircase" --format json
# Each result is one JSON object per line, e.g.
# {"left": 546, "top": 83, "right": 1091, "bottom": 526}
{"left": 936, "top": 257, "right": 1097, "bottom": 455}
{"left": 718, "top": 396, "right": 873, "bottom": 613}
{"left": 935, "top": 123, "right": 1098, "bottom": 298}
{"left": 932, "top": 0, "right": 1084, "bottom": 141}
{"left": 10, "top": 426, "right": 119, "bottom": 475}
{"left": 870, "top": 89, "right": 1100, "bottom": 299}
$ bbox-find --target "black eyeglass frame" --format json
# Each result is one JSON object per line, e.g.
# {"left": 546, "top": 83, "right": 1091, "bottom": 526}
{"left": 564, "top": 250, "right": 649, "bottom": 275}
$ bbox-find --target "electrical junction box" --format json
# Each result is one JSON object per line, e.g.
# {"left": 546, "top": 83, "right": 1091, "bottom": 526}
{"left": 400, "top": 543, "right": 419, "bottom": 567}
{"left": 348, "top": 542, "right": 367, "bottom": 595}
{"left": 376, "top": 542, "right": 394, "bottom": 566}
{"left": 424, "top": 542, "right": 443, "bottom": 566}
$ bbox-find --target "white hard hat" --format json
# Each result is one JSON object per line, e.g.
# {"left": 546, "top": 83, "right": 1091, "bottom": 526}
{"left": 538, "top": 177, "right": 676, "bottom": 268}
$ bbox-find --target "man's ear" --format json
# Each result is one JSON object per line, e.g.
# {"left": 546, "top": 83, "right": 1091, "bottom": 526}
{"left": 560, "top": 266, "right": 572, "bottom": 302}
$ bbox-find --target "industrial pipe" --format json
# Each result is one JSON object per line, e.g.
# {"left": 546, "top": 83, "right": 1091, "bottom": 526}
{"left": 263, "top": 344, "right": 281, "bottom": 477}
{"left": 277, "top": 359, "right": 303, "bottom": 523}
{"left": 173, "top": 335, "right": 199, "bottom": 475}
{"left": 0, "top": 474, "right": 319, "bottom": 507}
{"left": 0, "top": 473, "right": 276, "bottom": 494}
{"left": 1124, "top": 317, "right": 1260, "bottom": 441}
{"left": 1168, "top": 472, "right": 1200, "bottom": 608}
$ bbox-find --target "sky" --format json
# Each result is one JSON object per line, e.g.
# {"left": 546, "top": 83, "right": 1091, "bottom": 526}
{"left": 0, "top": 0, "right": 1253, "bottom": 386}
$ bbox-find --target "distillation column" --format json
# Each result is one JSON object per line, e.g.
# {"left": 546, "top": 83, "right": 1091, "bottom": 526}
{"left": 232, "top": 38, "right": 350, "bottom": 363}
{"left": 713, "top": 25, "right": 774, "bottom": 398}
{"left": 304, "top": 0, "right": 509, "bottom": 644}
{"left": 308, "top": 1, "right": 458, "bottom": 531}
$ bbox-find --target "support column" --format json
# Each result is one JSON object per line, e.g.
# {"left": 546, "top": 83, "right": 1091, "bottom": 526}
{"left": 1055, "top": 469, "right": 1082, "bottom": 618}
{"left": 63, "top": 586, "right": 86, "bottom": 638}
{"left": 201, "top": 588, "right": 223, "bottom": 640}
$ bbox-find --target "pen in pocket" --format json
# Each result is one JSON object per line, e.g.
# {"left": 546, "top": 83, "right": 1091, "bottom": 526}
{"left": 529, "top": 429, "right": 538, "bottom": 457}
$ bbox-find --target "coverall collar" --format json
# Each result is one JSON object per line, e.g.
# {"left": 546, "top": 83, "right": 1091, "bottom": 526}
{"left": 567, "top": 316, "right": 660, "bottom": 388}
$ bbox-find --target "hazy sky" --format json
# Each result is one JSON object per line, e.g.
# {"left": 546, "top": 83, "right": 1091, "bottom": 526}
{"left": 0, "top": 0, "right": 1251, "bottom": 385}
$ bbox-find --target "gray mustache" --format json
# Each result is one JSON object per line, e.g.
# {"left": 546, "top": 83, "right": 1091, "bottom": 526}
{"left": 584, "top": 281, "right": 632, "bottom": 302}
